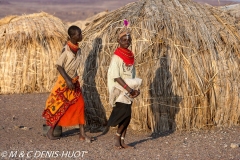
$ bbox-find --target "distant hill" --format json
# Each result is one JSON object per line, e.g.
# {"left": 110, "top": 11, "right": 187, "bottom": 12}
{"left": 0, "top": 0, "right": 239, "bottom": 22}
{"left": 0, "top": 0, "right": 136, "bottom": 22}
{"left": 0, "top": 1, "right": 11, "bottom": 4}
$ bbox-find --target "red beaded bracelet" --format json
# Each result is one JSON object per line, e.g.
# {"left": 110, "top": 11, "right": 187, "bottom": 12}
{"left": 123, "top": 84, "right": 127, "bottom": 89}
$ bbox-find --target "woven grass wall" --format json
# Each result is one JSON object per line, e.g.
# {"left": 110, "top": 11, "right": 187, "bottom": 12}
{"left": 0, "top": 12, "right": 68, "bottom": 94}
{"left": 79, "top": 0, "right": 240, "bottom": 133}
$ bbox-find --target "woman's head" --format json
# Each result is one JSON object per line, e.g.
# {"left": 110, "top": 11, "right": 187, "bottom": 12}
{"left": 68, "top": 25, "right": 82, "bottom": 43}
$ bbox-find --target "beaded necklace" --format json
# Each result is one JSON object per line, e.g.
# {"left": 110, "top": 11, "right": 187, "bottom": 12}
{"left": 67, "top": 41, "right": 79, "bottom": 53}
{"left": 117, "top": 48, "right": 134, "bottom": 58}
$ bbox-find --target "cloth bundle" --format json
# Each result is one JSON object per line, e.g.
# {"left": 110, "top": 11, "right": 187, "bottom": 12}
{"left": 110, "top": 78, "right": 142, "bottom": 107}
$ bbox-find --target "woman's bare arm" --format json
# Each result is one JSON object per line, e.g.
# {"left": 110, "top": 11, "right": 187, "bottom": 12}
{"left": 57, "top": 65, "right": 75, "bottom": 90}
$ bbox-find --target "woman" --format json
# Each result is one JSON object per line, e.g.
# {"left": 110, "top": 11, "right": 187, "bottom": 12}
{"left": 42, "top": 25, "right": 92, "bottom": 142}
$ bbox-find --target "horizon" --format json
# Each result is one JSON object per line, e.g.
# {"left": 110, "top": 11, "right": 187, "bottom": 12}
{"left": 0, "top": 0, "right": 239, "bottom": 22}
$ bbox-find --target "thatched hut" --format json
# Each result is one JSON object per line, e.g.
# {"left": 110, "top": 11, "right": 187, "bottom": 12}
{"left": 79, "top": 0, "right": 240, "bottom": 132}
{"left": 0, "top": 12, "right": 68, "bottom": 94}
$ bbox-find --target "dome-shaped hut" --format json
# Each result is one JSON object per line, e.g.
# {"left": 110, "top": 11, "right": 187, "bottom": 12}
{"left": 79, "top": 0, "right": 240, "bottom": 132}
{"left": 0, "top": 12, "right": 68, "bottom": 94}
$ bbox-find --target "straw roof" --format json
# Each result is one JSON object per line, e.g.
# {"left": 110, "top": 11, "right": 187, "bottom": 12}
{"left": 0, "top": 12, "right": 68, "bottom": 94}
{"left": 79, "top": 0, "right": 240, "bottom": 132}
{"left": 219, "top": 4, "right": 240, "bottom": 30}
{"left": 220, "top": 4, "right": 240, "bottom": 20}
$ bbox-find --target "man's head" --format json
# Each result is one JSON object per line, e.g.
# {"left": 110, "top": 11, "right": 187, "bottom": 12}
{"left": 118, "top": 27, "right": 132, "bottom": 49}
{"left": 118, "top": 34, "right": 132, "bottom": 49}
{"left": 68, "top": 25, "right": 82, "bottom": 43}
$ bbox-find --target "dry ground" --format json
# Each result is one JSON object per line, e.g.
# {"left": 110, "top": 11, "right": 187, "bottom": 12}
{"left": 0, "top": 93, "right": 239, "bottom": 160}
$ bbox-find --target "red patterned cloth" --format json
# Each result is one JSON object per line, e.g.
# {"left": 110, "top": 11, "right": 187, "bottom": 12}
{"left": 42, "top": 75, "right": 84, "bottom": 127}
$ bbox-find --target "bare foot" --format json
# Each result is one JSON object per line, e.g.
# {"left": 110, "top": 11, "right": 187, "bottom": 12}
{"left": 46, "top": 128, "right": 60, "bottom": 140}
{"left": 121, "top": 139, "right": 134, "bottom": 149}
{"left": 114, "top": 135, "right": 123, "bottom": 149}
{"left": 79, "top": 124, "right": 94, "bottom": 143}
{"left": 114, "top": 146, "right": 123, "bottom": 150}
{"left": 79, "top": 135, "right": 94, "bottom": 143}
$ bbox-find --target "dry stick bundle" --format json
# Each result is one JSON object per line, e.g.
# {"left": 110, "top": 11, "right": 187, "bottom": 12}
{"left": 0, "top": 12, "right": 68, "bottom": 94}
{"left": 79, "top": 0, "right": 240, "bottom": 133}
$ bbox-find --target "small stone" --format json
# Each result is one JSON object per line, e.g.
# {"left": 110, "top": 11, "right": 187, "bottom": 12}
{"left": 223, "top": 144, "right": 228, "bottom": 148}
{"left": 183, "top": 140, "right": 187, "bottom": 145}
{"left": 230, "top": 143, "right": 239, "bottom": 148}
{"left": 19, "top": 126, "right": 29, "bottom": 130}
{"left": 14, "top": 125, "right": 19, "bottom": 129}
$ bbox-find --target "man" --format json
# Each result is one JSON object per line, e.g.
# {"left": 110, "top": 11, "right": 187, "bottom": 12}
{"left": 107, "top": 21, "right": 140, "bottom": 149}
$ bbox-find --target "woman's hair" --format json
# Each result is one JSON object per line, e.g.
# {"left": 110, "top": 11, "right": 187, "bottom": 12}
{"left": 68, "top": 25, "right": 81, "bottom": 38}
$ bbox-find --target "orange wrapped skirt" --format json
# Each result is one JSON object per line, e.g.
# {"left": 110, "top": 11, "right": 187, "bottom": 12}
{"left": 42, "top": 75, "right": 85, "bottom": 127}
